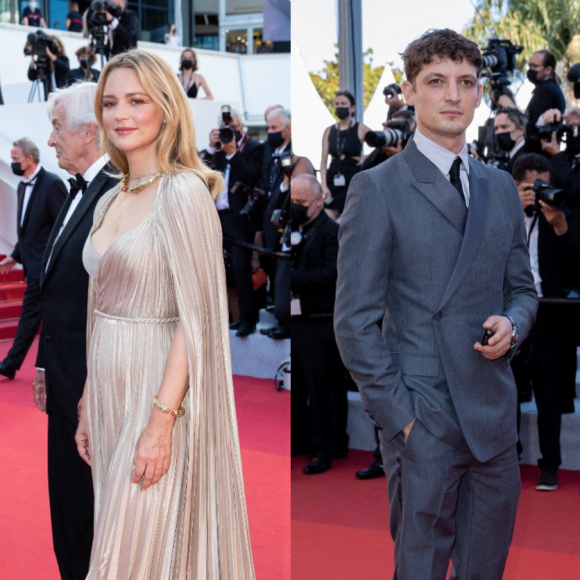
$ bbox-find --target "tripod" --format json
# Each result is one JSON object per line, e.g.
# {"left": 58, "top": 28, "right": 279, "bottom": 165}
{"left": 27, "top": 74, "right": 50, "bottom": 102}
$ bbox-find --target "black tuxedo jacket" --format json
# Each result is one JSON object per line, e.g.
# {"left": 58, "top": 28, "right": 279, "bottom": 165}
{"left": 11, "top": 167, "right": 67, "bottom": 279}
{"left": 36, "top": 167, "right": 118, "bottom": 422}
{"left": 108, "top": 9, "right": 138, "bottom": 57}
{"left": 291, "top": 211, "right": 338, "bottom": 316}
{"left": 201, "top": 136, "right": 264, "bottom": 232}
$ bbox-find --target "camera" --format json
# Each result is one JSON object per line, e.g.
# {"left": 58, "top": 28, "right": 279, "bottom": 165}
{"left": 90, "top": 0, "right": 121, "bottom": 25}
{"left": 218, "top": 105, "right": 235, "bottom": 145}
{"left": 383, "top": 83, "right": 401, "bottom": 100}
{"left": 525, "top": 179, "right": 567, "bottom": 216}
{"left": 365, "top": 119, "right": 412, "bottom": 149}
{"left": 481, "top": 39, "right": 523, "bottom": 105}
{"left": 231, "top": 182, "right": 267, "bottom": 219}
{"left": 24, "top": 30, "right": 58, "bottom": 58}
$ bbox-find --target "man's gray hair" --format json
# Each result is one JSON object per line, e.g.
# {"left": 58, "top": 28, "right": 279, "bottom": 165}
{"left": 217, "top": 107, "right": 245, "bottom": 127}
{"left": 267, "top": 108, "right": 291, "bottom": 127}
{"left": 47, "top": 81, "right": 100, "bottom": 147}
{"left": 292, "top": 174, "right": 322, "bottom": 198}
{"left": 13, "top": 137, "right": 40, "bottom": 163}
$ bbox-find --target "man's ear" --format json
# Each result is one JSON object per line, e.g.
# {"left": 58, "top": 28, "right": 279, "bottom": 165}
{"left": 85, "top": 124, "right": 98, "bottom": 143}
{"left": 401, "top": 80, "right": 415, "bottom": 106}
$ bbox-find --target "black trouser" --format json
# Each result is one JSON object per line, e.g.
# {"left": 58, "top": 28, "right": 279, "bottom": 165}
{"left": 48, "top": 398, "right": 94, "bottom": 580}
{"left": 4, "top": 276, "right": 41, "bottom": 369}
{"left": 292, "top": 318, "right": 348, "bottom": 462}
{"left": 218, "top": 211, "right": 258, "bottom": 322}
{"left": 511, "top": 304, "right": 577, "bottom": 470}
{"left": 274, "top": 257, "right": 291, "bottom": 329}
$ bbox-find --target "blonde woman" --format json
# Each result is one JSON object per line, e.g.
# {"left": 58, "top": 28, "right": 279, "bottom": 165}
{"left": 75, "top": 49, "right": 255, "bottom": 579}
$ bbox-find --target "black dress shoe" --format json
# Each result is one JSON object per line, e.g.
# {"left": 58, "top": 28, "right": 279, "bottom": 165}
{"left": 0, "top": 361, "right": 16, "bottom": 380}
{"left": 355, "top": 461, "right": 385, "bottom": 480}
{"left": 236, "top": 320, "right": 256, "bottom": 337}
{"left": 303, "top": 458, "right": 331, "bottom": 475}
{"left": 229, "top": 319, "right": 242, "bottom": 330}
{"left": 261, "top": 324, "right": 290, "bottom": 339}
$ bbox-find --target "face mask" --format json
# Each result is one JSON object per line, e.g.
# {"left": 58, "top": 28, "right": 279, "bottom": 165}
{"left": 527, "top": 69, "right": 539, "bottom": 85}
{"left": 291, "top": 203, "right": 310, "bottom": 226}
{"left": 267, "top": 131, "right": 285, "bottom": 149}
{"left": 80, "top": 59, "right": 90, "bottom": 69}
{"left": 11, "top": 162, "right": 25, "bottom": 176}
{"left": 29, "top": 2, "right": 37, "bottom": 8}
{"left": 181, "top": 59, "right": 193, "bottom": 70}
{"left": 235, "top": 130, "right": 243, "bottom": 143}
{"left": 496, "top": 131, "right": 516, "bottom": 152}
{"left": 335, "top": 107, "right": 350, "bottom": 120}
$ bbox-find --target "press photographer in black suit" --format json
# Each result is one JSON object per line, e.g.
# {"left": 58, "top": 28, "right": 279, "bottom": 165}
{"left": 33, "top": 82, "right": 119, "bottom": 580}
{"left": 511, "top": 153, "right": 580, "bottom": 493}
{"left": 493, "top": 107, "right": 526, "bottom": 175}
{"left": 95, "top": 0, "right": 138, "bottom": 58}
{"left": 291, "top": 174, "right": 348, "bottom": 474}
{"left": 200, "top": 107, "right": 264, "bottom": 337}
{"left": 0, "top": 138, "right": 66, "bottom": 380}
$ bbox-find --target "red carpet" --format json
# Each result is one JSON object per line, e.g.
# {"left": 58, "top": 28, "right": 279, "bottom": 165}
{"left": 292, "top": 450, "right": 580, "bottom": 579}
{"left": 0, "top": 339, "right": 289, "bottom": 580}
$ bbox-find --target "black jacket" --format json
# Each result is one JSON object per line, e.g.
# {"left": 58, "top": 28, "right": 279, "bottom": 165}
{"left": 291, "top": 210, "right": 339, "bottom": 316}
{"left": 525, "top": 77, "right": 566, "bottom": 153}
{"left": 28, "top": 56, "right": 70, "bottom": 91}
{"left": 67, "top": 66, "right": 100, "bottom": 86}
{"left": 550, "top": 151, "right": 580, "bottom": 207}
{"left": 200, "top": 136, "right": 264, "bottom": 232}
{"left": 108, "top": 9, "right": 138, "bottom": 57}
{"left": 36, "top": 167, "right": 119, "bottom": 421}
{"left": 11, "top": 167, "right": 67, "bottom": 279}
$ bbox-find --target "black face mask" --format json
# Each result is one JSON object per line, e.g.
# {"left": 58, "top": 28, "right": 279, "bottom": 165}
{"left": 267, "top": 131, "right": 285, "bottom": 149}
{"left": 527, "top": 69, "right": 539, "bottom": 85}
{"left": 11, "top": 162, "right": 25, "bottom": 176}
{"left": 235, "top": 130, "right": 243, "bottom": 143}
{"left": 291, "top": 203, "right": 310, "bottom": 226}
{"left": 496, "top": 131, "right": 516, "bottom": 152}
{"left": 181, "top": 59, "right": 194, "bottom": 70}
{"left": 335, "top": 107, "right": 351, "bottom": 120}
{"left": 79, "top": 59, "right": 90, "bottom": 69}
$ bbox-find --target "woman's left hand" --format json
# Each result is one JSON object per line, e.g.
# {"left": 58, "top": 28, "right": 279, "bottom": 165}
{"left": 132, "top": 413, "right": 174, "bottom": 490}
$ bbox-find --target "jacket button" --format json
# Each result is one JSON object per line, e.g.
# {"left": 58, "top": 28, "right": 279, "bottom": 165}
{"left": 434, "top": 312, "right": 442, "bottom": 320}
{"left": 45, "top": 335, "right": 52, "bottom": 342}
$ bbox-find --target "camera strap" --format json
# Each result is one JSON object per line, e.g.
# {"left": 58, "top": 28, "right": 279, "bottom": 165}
{"left": 527, "top": 211, "right": 540, "bottom": 247}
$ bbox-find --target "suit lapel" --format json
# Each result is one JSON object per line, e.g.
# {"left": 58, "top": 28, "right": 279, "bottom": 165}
{"left": 16, "top": 182, "right": 25, "bottom": 235}
{"left": 404, "top": 140, "right": 467, "bottom": 234}
{"left": 42, "top": 169, "right": 111, "bottom": 284}
{"left": 20, "top": 168, "right": 45, "bottom": 233}
{"left": 436, "top": 158, "right": 490, "bottom": 311}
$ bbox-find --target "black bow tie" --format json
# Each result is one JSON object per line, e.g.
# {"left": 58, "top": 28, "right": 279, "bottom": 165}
{"left": 68, "top": 174, "right": 88, "bottom": 198}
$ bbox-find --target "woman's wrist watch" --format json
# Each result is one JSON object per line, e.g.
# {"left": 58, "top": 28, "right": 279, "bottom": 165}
{"left": 504, "top": 315, "right": 519, "bottom": 350}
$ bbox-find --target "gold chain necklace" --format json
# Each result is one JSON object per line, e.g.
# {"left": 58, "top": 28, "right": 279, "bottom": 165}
{"left": 121, "top": 171, "right": 163, "bottom": 194}
{"left": 127, "top": 172, "right": 159, "bottom": 182}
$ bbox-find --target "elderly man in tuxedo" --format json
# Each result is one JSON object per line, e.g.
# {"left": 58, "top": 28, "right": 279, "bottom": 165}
{"left": 0, "top": 138, "right": 66, "bottom": 380}
{"left": 335, "top": 29, "right": 538, "bottom": 580}
{"left": 32, "top": 82, "right": 118, "bottom": 580}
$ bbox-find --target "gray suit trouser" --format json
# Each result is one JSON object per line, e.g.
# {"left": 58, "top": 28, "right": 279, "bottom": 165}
{"left": 380, "top": 420, "right": 521, "bottom": 580}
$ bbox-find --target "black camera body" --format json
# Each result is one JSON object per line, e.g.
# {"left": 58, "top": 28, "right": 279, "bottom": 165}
{"left": 90, "top": 0, "right": 121, "bottom": 25}
{"left": 526, "top": 178, "right": 567, "bottom": 216}
{"left": 231, "top": 182, "right": 267, "bottom": 219}
{"left": 365, "top": 119, "right": 412, "bottom": 149}
{"left": 481, "top": 39, "right": 523, "bottom": 90}
{"left": 24, "top": 30, "right": 58, "bottom": 58}
{"left": 218, "top": 106, "right": 235, "bottom": 145}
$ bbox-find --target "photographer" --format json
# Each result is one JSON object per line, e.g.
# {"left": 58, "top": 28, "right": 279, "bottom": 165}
{"left": 291, "top": 174, "right": 348, "bottom": 475}
{"left": 27, "top": 35, "right": 70, "bottom": 97}
{"left": 200, "top": 108, "right": 264, "bottom": 337}
{"left": 383, "top": 83, "right": 414, "bottom": 121}
{"left": 524, "top": 50, "right": 566, "bottom": 153}
{"left": 493, "top": 107, "right": 526, "bottom": 174}
{"left": 67, "top": 45, "right": 100, "bottom": 84}
{"left": 511, "top": 153, "right": 580, "bottom": 492}
{"left": 538, "top": 107, "right": 580, "bottom": 207}
{"left": 91, "top": 0, "right": 138, "bottom": 58}
{"left": 362, "top": 109, "right": 416, "bottom": 171}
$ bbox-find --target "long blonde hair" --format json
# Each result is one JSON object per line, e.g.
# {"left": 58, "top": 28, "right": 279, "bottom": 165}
{"left": 94, "top": 49, "right": 223, "bottom": 199}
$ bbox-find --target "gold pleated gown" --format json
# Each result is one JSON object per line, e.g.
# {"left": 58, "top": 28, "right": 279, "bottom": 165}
{"left": 82, "top": 172, "right": 256, "bottom": 579}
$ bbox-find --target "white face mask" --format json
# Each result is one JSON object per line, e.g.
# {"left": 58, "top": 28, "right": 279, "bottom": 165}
{"left": 29, "top": 2, "right": 37, "bottom": 8}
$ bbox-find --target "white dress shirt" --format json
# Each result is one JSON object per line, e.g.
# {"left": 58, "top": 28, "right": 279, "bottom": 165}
{"left": 20, "top": 164, "right": 42, "bottom": 227}
{"left": 524, "top": 216, "right": 543, "bottom": 297}
{"left": 413, "top": 129, "right": 471, "bottom": 207}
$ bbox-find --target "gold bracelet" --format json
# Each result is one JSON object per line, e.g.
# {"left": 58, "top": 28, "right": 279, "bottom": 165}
{"left": 152, "top": 395, "right": 185, "bottom": 418}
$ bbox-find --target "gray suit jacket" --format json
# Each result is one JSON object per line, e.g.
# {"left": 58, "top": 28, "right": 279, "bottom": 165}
{"left": 334, "top": 139, "right": 538, "bottom": 463}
